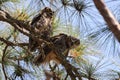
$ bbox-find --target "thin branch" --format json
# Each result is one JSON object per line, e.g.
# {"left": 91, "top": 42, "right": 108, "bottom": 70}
{"left": 0, "top": 37, "right": 28, "bottom": 46}
{"left": 0, "top": 37, "right": 32, "bottom": 61}
{"left": 0, "top": 10, "right": 30, "bottom": 36}
{"left": 0, "top": 10, "right": 30, "bottom": 31}
{"left": 65, "top": 74, "right": 68, "bottom": 80}
{"left": 8, "top": 52, "right": 32, "bottom": 61}
{"left": 1, "top": 45, "right": 8, "bottom": 80}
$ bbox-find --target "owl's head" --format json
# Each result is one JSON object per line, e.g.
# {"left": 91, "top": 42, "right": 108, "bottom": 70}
{"left": 51, "top": 33, "right": 80, "bottom": 49}
{"left": 67, "top": 35, "right": 80, "bottom": 49}
{"left": 41, "top": 7, "right": 54, "bottom": 18}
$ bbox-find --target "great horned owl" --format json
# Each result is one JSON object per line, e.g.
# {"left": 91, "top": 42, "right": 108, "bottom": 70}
{"left": 33, "top": 33, "right": 80, "bottom": 65}
{"left": 29, "top": 7, "right": 54, "bottom": 51}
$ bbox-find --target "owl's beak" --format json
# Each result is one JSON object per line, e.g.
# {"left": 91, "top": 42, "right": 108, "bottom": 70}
{"left": 49, "top": 12, "right": 54, "bottom": 18}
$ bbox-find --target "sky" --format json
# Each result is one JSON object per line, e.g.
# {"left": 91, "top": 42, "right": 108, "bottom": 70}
{"left": 1, "top": 0, "right": 120, "bottom": 80}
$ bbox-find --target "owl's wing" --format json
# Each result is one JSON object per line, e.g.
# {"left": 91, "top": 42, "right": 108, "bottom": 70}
{"left": 31, "top": 13, "right": 42, "bottom": 26}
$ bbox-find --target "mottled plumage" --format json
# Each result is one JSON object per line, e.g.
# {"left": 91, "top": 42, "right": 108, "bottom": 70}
{"left": 33, "top": 33, "right": 80, "bottom": 65}
{"left": 29, "top": 7, "right": 54, "bottom": 51}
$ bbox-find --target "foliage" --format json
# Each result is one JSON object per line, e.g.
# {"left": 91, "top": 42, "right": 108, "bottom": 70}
{"left": 0, "top": 0, "right": 19, "bottom": 5}
{"left": 0, "top": 0, "right": 120, "bottom": 80}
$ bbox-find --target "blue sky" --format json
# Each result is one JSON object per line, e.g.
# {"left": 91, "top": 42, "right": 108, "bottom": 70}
{"left": 1, "top": 0, "right": 120, "bottom": 79}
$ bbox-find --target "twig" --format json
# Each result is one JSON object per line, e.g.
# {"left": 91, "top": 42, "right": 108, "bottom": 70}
{"left": 8, "top": 53, "right": 32, "bottom": 61}
{"left": 65, "top": 74, "right": 68, "bottom": 80}
{"left": 0, "top": 37, "right": 28, "bottom": 46}
{"left": 0, "top": 37, "right": 32, "bottom": 61}
{"left": 1, "top": 45, "right": 8, "bottom": 80}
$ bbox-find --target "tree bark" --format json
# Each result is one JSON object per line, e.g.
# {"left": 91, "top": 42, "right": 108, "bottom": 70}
{"left": 93, "top": 0, "right": 120, "bottom": 42}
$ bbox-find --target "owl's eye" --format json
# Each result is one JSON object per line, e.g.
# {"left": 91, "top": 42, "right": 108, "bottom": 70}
{"left": 46, "top": 12, "right": 54, "bottom": 17}
{"left": 70, "top": 36, "right": 80, "bottom": 46}
{"left": 49, "top": 12, "right": 53, "bottom": 16}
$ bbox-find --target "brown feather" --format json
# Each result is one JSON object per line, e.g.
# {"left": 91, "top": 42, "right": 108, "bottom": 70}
{"left": 33, "top": 33, "right": 80, "bottom": 65}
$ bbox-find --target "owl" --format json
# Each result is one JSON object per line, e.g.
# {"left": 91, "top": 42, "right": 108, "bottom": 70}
{"left": 33, "top": 33, "right": 80, "bottom": 65}
{"left": 29, "top": 7, "right": 54, "bottom": 51}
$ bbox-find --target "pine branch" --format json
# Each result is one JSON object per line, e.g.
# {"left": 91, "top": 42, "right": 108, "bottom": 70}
{"left": 0, "top": 9, "right": 82, "bottom": 80}
{"left": 0, "top": 10, "right": 53, "bottom": 46}
{"left": 93, "top": 0, "right": 120, "bottom": 42}
{"left": 0, "top": 37, "right": 28, "bottom": 46}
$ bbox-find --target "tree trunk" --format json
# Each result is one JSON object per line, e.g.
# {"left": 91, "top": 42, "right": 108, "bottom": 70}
{"left": 93, "top": 0, "right": 120, "bottom": 42}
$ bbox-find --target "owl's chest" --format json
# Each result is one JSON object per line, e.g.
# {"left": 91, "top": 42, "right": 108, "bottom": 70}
{"left": 35, "top": 17, "right": 51, "bottom": 29}
{"left": 32, "top": 17, "right": 52, "bottom": 37}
